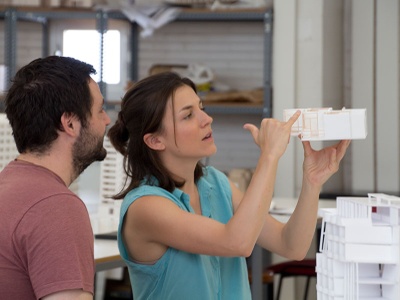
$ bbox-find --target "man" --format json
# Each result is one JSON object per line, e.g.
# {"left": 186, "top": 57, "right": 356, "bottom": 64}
{"left": 0, "top": 56, "right": 111, "bottom": 299}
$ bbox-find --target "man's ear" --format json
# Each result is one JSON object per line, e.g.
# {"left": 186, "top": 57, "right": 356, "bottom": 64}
{"left": 143, "top": 133, "right": 165, "bottom": 151}
{"left": 60, "top": 113, "right": 80, "bottom": 137}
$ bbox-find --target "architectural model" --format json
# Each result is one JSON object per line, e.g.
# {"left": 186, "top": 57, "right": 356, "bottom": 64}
{"left": 283, "top": 107, "right": 367, "bottom": 141}
{"left": 0, "top": 113, "right": 19, "bottom": 171}
{"left": 99, "top": 136, "right": 126, "bottom": 206}
{"left": 317, "top": 193, "right": 400, "bottom": 299}
{"left": 93, "top": 136, "right": 125, "bottom": 233}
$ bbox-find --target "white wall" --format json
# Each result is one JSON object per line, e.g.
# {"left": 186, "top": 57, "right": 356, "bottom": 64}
{"left": 273, "top": 0, "right": 400, "bottom": 198}
{"left": 273, "top": 0, "right": 344, "bottom": 198}
{"left": 272, "top": 0, "right": 297, "bottom": 197}
{"left": 350, "top": 0, "right": 375, "bottom": 194}
{"left": 374, "top": 0, "right": 400, "bottom": 193}
{"left": 349, "top": 0, "right": 399, "bottom": 195}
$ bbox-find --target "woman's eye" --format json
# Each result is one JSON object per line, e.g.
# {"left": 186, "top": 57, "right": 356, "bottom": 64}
{"left": 184, "top": 113, "right": 192, "bottom": 119}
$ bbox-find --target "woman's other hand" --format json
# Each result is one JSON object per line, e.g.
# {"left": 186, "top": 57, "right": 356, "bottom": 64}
{"left": 302, "top": 139, "right": 351, "bottom": 187}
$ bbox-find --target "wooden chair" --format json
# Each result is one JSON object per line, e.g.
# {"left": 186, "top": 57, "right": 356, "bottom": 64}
{"left": 265, "top": 259, "right": 316, "bottom": 300}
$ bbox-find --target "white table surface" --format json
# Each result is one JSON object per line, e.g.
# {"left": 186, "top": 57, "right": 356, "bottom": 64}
{"left": 94, "top": 239, "right": 125, "bottom": 272}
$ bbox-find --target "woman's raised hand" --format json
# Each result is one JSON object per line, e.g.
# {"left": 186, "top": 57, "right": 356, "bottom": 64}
{"left": 243, "top": 110, "right": 301, "bottom": 160}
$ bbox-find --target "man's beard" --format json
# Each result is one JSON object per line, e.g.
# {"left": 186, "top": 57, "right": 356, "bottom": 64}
{"left": 72, "top": 125, "right": 107, "bottom": 180}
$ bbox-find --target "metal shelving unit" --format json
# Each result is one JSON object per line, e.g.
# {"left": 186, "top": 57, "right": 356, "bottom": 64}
{"left": 174, "top": 8, "right": 273, "bottom": 117}
{"left": 0, "top": 6, "right": 273, "bottom": 117}
{"left": 0, "top": 7, "right": 117, "bottom": 98}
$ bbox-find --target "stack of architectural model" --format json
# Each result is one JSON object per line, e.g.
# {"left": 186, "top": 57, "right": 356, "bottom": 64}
{"left": 92, "top": 136, "right": 125, "bottom": 233}
{"left": 0, "top": 113, "right": 18, "bottom": 171}
{"left": 283, "top": 107, "right": 367, "bottom": 141}
{"left": 316, "top": 193, "right": 400, "bottom": 299}
{"left": 99, "top": 136, "right": 126, "bottom": 205}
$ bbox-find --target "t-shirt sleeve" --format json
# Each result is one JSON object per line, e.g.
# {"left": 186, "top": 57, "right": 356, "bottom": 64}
{"left": 13, "top": 194, "right": 95, "bottom": 299}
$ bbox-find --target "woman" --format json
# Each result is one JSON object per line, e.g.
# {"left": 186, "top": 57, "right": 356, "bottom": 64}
{"left": 107, "top": 72, "right": 350, "bottom": 300}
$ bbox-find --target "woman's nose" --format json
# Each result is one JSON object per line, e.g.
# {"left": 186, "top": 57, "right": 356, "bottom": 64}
{"left": 200, "top": 110, "right": 213, "bottom": 126}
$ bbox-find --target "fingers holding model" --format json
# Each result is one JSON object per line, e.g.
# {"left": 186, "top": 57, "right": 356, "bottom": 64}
{"left": 302, "top": 139, "right": 351, "bottom": 187}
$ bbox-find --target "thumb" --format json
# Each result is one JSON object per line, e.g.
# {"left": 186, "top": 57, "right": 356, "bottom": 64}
{"left": 243, "top": 123, "right": 259, "bottom": 144}
{"left": 302, "top": 140, "right": 313, "bottom": 157}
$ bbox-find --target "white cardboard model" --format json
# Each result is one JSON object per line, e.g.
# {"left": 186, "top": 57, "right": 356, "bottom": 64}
{"left": 0, "top": 113, "right": 19, "bottom": 171}
{"left": 91, "top": 136, "right": 125, "bottom": 233}
{"left": 317, "top": 193, "right": 400, "bottom": 300}
{"left": 99, "top": 136, "right": 127, "bottom": 205}
{"left": 283, "top": 107, "right": 367, "bottom": 141}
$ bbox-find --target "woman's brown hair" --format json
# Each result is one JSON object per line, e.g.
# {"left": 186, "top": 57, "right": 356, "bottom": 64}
{"left": 107, "top": 72, "right": 204, "bottom": 199}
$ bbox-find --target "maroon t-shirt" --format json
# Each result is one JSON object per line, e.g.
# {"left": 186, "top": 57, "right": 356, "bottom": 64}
{"left": 0, "top": 160, "right": 95, "bottom": 299}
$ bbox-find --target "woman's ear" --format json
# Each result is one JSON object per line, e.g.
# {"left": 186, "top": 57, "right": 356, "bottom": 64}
{"left": 143, "top": 133, "right": 165, "bottom": 151}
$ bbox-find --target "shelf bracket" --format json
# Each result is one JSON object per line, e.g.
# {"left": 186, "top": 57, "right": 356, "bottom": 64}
{"left": 96, "top": 10, "right": 108, "bottom": 99}
{"left": 4, "top": 8, "right": 17, "bottom": 90}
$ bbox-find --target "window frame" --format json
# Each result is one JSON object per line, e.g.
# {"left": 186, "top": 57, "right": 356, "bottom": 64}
{"left": 49, "top": 18, "right": 130, "bottom": 102}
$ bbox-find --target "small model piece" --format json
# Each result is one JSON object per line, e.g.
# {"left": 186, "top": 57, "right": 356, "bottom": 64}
{"left": 283, "top": 107, "right": 367, "bottom": 141}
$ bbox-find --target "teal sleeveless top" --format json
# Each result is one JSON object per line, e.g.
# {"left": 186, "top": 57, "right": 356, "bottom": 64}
{"left": 117, "top": 166, "right": 251, "bottom": 300}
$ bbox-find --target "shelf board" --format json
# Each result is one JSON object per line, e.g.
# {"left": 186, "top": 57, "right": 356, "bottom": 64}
{"left": 0, "top": 5, "right": 271, "bottom": 22}
{"left": 204, "top": 102, "right": 264, "bottom": 115}
{"left": 176, "top": 7, "right": 269, "bottom": 22}
{"left": 0, "top": 6, "right": 103, "bottom": 20}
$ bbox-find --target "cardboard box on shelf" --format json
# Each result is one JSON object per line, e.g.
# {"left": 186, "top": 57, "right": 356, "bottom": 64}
{"left": 41, "top": 0, "right": 62, "bottom": 6}
{"left": 10, "top": 0, "right": 41, "bottom": 6}
{"left": 63, "top": 0, "right": 94, "bottom": 7}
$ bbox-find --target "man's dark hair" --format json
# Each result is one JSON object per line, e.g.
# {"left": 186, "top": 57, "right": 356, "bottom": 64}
{"left": 5, "top": 56, "right": 96, "bottom": 154}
